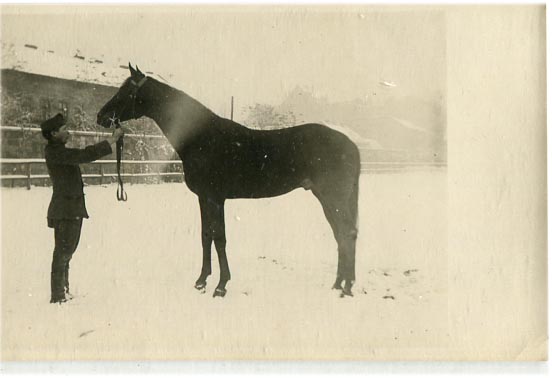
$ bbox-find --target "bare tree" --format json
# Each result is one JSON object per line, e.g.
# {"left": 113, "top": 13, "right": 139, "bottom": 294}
{"left": 243, "top": 103, "right": 296, "bottom": 130}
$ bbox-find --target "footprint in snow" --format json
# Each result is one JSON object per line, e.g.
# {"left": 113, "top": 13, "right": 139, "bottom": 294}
{"left": 403, "top": 269, "right": 419, "bottom": 276}
{"left": 78, "top": 329, "right": 95, "bottom": 338}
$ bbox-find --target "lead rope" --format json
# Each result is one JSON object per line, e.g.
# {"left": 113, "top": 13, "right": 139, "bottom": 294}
{"left": 116, "top": 134, "right": 127, "bottom": 201}
{"left": 110, "top": 117, "right": 127, "bottom": 201}
{"left": 109, "top": 77, "right": 146, "bottom": 202}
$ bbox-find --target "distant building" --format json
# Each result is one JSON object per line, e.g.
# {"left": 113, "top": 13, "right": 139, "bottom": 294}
{"left": 1, "top": 69, "right": 171, "bottom": 162}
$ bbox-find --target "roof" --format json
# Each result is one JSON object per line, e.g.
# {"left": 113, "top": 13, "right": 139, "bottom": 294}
{"left": 1, "top": 40, "right": 168, "bottom": 87}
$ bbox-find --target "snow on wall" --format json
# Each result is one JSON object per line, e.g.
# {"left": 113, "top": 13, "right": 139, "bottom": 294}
{"left": 1, "top": 40, "right": 166, "bottom": 87}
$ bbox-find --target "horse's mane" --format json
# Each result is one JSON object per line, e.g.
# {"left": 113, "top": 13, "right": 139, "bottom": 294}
{"left": 145, "top": 76, "right": 216, "bottom": 118}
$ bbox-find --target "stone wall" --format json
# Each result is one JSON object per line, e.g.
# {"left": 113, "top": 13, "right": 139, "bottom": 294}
{"left": 1, "top": 69, "right": 175, "bottom": 160}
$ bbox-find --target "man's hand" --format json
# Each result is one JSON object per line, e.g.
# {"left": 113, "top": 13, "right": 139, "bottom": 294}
{"left": 107, "top": 127, "right": 125, "bottom": 145}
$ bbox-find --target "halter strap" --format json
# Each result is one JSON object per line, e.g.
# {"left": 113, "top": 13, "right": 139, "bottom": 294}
{"left": 130, "top": 76, "right": 147, "bottom": 88}
{"left": 111, "top": 76, "right": 147, "bottom": 202}
{"left": 128, "top": 76, "right": 147, "bottom": 120}
{"left": 109, "top": 118, "right": 127, "bottom": 202}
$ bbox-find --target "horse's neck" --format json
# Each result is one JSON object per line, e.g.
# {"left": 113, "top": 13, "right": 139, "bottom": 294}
{"left": 145, "top": 82, "right": 216, "bottom": 150}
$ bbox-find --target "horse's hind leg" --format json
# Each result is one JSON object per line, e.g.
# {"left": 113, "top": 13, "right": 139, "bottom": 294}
{"left": 313, "top": 185, "right": 358, "bottom": 297}
{"left": 335, "top": 227, "right": 357, "bottom": 296}
{"left": 314, "top": 194, "right": 344, "bottom": 289}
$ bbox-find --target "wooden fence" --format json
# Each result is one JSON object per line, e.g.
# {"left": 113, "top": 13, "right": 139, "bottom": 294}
{"left": 0, "top": 159, "right": 184, "bottom": 189}
{"left": 0, "top": 158, "right": 445, "bottom": 190}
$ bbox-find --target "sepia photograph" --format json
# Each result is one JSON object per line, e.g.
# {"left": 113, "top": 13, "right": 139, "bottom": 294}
{"left": 0, "top": 3, "right": 546, "bottom": 366}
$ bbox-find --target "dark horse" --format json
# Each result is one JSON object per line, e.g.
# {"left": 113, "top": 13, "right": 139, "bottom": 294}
{"left": 97, "top": 64, "right": 360, "bottom": 297}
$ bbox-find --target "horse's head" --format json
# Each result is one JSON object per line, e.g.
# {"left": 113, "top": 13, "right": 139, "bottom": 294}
{"left": 97, "top": 63, "right": 148, "bottom": 128}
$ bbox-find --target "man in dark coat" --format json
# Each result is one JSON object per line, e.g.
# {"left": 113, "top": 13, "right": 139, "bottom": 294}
{"left": 41, "top": 113, "right": 124, "bottom": 304}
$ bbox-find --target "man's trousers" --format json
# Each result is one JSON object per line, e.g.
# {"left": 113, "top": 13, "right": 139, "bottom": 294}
{"left": 50, "top": 218, "right": 82, "bottom": 303}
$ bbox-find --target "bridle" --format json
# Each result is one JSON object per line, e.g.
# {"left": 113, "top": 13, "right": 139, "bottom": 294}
{"left": 109, "top": 76, "right": 148, "bottom": 202}
{"left": 128, "top": 76, "right": 147, "bottom": 119}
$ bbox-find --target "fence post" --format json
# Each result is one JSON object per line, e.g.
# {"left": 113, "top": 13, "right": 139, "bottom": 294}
{"left": 26, "top": 162, "right": 31, "bottom": 190}
{"left": 157, "top": 164, "right": 161, "bottom": 184}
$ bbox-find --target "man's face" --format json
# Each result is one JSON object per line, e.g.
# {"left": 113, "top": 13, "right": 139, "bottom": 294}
{"left": 51, "top": 125, "right": 70, "bottom": 144}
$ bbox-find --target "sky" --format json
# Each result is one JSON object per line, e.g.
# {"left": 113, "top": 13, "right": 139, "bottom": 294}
{"left": 1, "top": 4, "right": 446, "bottom": 118}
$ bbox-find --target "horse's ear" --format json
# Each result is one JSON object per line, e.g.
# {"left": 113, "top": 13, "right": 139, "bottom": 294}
{"left": 136, "top": 65, "right": 145, "bottom": 76}
{"left": 129, "top": 63, "right": 138, "bottom": 77}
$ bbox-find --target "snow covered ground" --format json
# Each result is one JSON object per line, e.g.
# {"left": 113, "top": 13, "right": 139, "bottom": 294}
{"left": 2, "top": 169, "right": 447, "bottom": 360}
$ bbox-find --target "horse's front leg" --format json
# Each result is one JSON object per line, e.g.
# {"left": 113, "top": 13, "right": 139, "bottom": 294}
{"left": 197, "top": 196, "right": 231, "bottom": 297}
{"left": 209, "top": 198, "right": 230, "bottom": 297}
{"left": 195, "top": 197, "right": 213, "bottom": 291}
{"left": 213, "top": 205, "right": 230, "bottom": 297}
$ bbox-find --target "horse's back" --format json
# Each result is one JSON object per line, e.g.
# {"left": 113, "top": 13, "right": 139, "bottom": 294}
{"left": 228, "top": 121, "right": 359, "bottom": 175}
{"left": 238, "top": 122, "right": 359, "bottom": 164}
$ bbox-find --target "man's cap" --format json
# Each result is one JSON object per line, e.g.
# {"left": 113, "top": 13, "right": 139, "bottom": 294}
{"left": 41, "top": 113, "right": 66, "bottom": 139}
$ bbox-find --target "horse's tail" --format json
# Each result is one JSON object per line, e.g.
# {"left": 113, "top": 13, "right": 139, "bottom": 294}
{"left": 349, "top": 147, "right": 361, "bottom": 235}
{"left": 350, "top": 174, "right": 359, "bottom": 231}
{"left": 345, "top": 148, "right": 360, "bottom": 284}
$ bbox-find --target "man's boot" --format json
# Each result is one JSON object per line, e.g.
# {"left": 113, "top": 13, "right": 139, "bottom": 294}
{"left": 50, "top": 270, "right": 66, "bottom": 304}
{"left": 64, "top": 263, "right": 74, "bottom": 300}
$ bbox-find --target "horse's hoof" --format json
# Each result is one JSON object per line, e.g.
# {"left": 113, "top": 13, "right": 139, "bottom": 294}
{"left": 213, "top": 288, "right": 227, "bottom": 298}
{"left": 194, "top": 282, "right": 206, "bottom": 291}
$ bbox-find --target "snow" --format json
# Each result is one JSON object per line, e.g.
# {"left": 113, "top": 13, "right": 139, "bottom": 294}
{"left": 1, "top": 170, "right": 447, "bottom": 360}
{"left": 1, "top": 40, "right": 129, "bottom": 87}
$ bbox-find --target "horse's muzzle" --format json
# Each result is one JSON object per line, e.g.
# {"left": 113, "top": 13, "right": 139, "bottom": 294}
{"left": 96, "top": 114, "right": 110, "bottom": 128}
